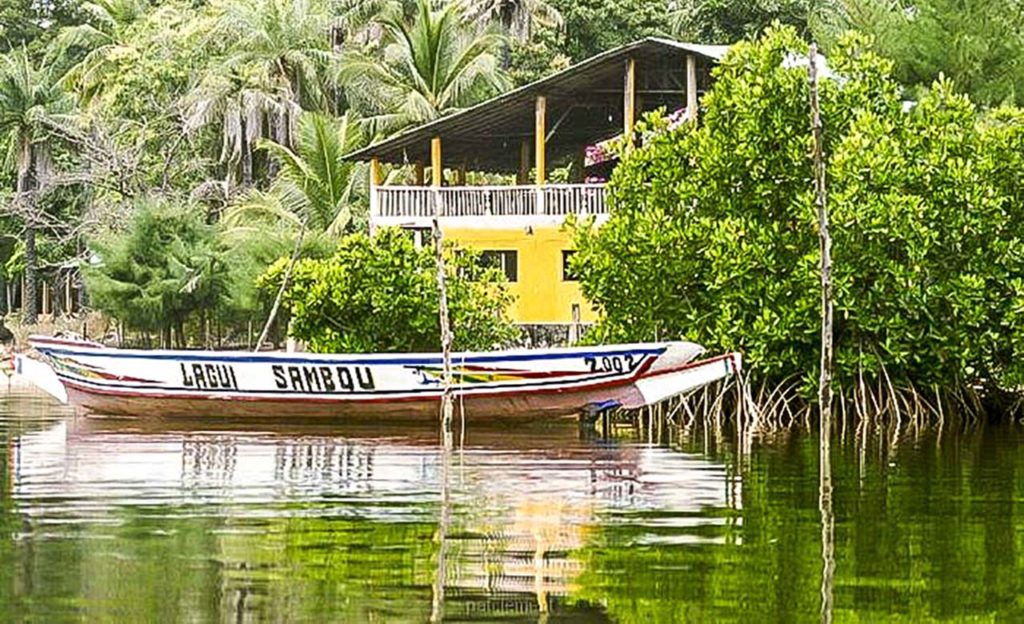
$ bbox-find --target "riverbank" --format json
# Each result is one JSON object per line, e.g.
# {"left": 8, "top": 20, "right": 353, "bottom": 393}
{"left": 1, "top": 313, "right": 112, "bottom": 351}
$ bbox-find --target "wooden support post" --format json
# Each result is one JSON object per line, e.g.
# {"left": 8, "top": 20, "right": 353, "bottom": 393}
{"left": 518, "top": 140, "right": 530, "bottom": 184}
{"left": 431, "top": 137, "right": 443, "bottom": 187}
{"left": 686, "top": 54, "right": 698, "bottom": 122}
{"left": 572, "top": 145, "right": 586, "bottom": 182}
{"left": 535, "top": 96, "right": 547, "bottom": 216}
{"left": 456, "top": 163, "right": 466, "bottom": 186}
{"left": 370, "top": 157, "right": 383, "bottom": 186}
{"left": 534, "top": 96, "right": 546, "bottom": 185}
{"left": 414, "top": 162, "right": 425, "bottom": 186}
{"left": 624, "top": 57, "right": 636, "bottom": 149}
{"left": 369, "top": 157, "right": 382, "bottom": 229}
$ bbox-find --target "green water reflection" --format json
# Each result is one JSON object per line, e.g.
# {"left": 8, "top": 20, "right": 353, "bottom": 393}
{"left": 1, "top": 388, "right": 1023, "bottom": 622}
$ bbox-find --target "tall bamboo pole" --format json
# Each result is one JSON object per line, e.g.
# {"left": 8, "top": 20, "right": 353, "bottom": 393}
{"left": 809, "top": 42, "right": 835, "bottom": 624}
{"left": 431, "top": 137, "right": 454, "bottom": 437}
{"left": 429, "top": 135, "right": 455, "bottom": 623}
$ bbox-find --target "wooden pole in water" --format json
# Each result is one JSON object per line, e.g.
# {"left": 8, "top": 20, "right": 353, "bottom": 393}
{"left": 430, "top": 134, "right": 455, "bottom": 623}
{"left": 809, "top": 45, "right": 833, "bottom": 447}
{"left": 808, "top": 41, "right": 835, "bottom": 624}
{"left": 431, "top": 136, "right": 455, "bottom": 436}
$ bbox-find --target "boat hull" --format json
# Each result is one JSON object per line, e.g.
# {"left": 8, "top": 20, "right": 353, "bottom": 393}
{"left": 61, "top": 382, "right": 649, "bottom": 419}
{"left": 27, "top": 336, "right": 740, "bottom": 420}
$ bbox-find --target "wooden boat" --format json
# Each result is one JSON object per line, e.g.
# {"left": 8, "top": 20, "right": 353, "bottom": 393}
{"left": 22, "top": 335, "right": 741, "bottom": 419}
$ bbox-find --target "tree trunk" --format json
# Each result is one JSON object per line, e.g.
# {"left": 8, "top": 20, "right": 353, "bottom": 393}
{"left": 77, "top": 270, "right": 88, "bottom": 310}
{"left": 17, "top": 158, "right": 38, "bottom": 324}
{"left": 241, "top": 118, "right": 254, "bottom": 187}
{"left": 268, "top": 114, "right": 281, "bottom": 179}
{"left": 0, "top": 272, "right": 7, "bottom": 316}
{"left": 23, "top": 225, "right": 37, "bottom": 324}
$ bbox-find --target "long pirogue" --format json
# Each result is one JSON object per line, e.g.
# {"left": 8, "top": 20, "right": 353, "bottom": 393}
{"left": 21, "top": 335, "right": 741, "bottom": 419}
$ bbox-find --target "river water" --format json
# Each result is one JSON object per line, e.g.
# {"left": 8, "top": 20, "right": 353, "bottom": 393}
{"left": 1, "top": 386, "right": 1022, "bottom": 622}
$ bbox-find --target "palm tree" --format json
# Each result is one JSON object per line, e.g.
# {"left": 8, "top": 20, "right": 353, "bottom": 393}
{"left": 49, "top": 0, "right": 151, "bottom": 105}
{"left": 339, "top": 0, "right": 510, "bottom": 134}
{"left": 211, "top": 0, "right": 336, "bottom": 149}
{"left": 0, "top": 49, "right": 71, "bottom": 323}
{"left": 465, "top": 0, "right": 563, "bottom": 42}
{"left": 223, "top": 112, "right": 365, "bottom": 235}
{"left": 181, "top": 65, "right": 279, "bottom": 192}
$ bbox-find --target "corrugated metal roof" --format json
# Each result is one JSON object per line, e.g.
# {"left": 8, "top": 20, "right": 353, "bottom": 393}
{"left": 344, "top": 37, "right": 730, "bottom": 172}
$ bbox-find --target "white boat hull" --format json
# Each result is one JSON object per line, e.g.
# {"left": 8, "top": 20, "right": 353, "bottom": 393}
{"left": 27, "top": 336, "right": 741, "bottom": 419}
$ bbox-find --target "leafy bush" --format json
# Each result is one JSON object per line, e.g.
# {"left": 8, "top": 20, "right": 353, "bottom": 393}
{"left": 83, "top": 196, "right": 229, "bottom": 346}
{"left": 262, "top": 228, "right": 518, "bottom": 353}
{"left": 573, "top": 27, "right": 1024, "bottom": 394}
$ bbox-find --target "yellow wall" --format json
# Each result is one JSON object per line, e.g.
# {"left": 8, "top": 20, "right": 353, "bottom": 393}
{"left": 444, "top": 225, "right": 598, "bottom": 325}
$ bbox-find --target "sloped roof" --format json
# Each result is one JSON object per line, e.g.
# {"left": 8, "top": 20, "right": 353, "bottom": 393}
{"left": 344, "top": 37, "right": 730, "bottom": 172}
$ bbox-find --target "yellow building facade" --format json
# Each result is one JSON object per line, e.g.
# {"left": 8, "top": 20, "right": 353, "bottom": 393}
{"left": 348, "top": 38, "right": 726, "bottom": 329}
{"left": 444, "top": 224, "right": 598, "bottom": 325}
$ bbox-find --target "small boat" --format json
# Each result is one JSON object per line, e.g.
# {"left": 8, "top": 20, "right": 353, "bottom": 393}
{"left": 23, "top": 335, "right": 741, "bottom": 419}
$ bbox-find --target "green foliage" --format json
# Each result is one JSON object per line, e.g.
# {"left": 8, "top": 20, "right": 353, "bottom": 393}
{"left": 671, "top": 0, "right": 822, "bottom": 43}
{"left": 465, "top": 0, "right": 563, "bottom": 43}
{"left": 0, "top": 48, "right": 71, "bottom": 175}
{"left": 261, "top": 227, "right": 518, "bottom": 353}
{"left": 548, "top": 0, "right": 672, "bottom": 61}
{"left": 210, "top": 0, "right": 336, "bottom": 113}
{"left": 225, "top": 112, "right": 366, "bottom": 235}
{"left": 83, "top": 196, "right": 230, "bottom": 341}
{"left": 219, "top": 226, "right": 336, "bottom": 322}
{"left": 819, "top": 0, "right": 1024, "bottom": 106}
{"left": 0, "top": 0, "right": 80, "bottom": 54}
{"left": 339, "top": 0, "right": 510, "bottom": 133}
{"left": 506, "top": 25, "right": 570, "bottom": 85}
{"left": 573, "top": 27, "right": 1024, "bottom": 394}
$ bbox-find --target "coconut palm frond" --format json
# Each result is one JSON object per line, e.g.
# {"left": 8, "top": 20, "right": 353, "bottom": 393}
{"left": 338, "top": 0, "right": 508, "bottom": 133}
{"left": 223, "top": 186, "right": 307, "bottom": 229}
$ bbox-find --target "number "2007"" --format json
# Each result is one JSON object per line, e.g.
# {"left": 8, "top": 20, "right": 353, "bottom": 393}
{"left": 584, "top": 354, "right": 636, "bottom": 373}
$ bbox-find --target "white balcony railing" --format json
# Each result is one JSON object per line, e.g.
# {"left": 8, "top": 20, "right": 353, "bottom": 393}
{"left": 372, "top": 184, "right": 608, "bottom": 222}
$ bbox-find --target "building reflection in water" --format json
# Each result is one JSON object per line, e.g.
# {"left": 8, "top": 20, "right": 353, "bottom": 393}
{"left": 10, "top": 416, "right": 737, "bottom": 620}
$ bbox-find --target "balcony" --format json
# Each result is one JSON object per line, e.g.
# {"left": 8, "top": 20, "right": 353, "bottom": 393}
{"left": 370, "top": 184, "right": 609, "bottom": 228}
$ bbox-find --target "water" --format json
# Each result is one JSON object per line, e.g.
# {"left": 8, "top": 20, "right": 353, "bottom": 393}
{"left": 2, "top": 387, "right": 1023, "bottom": 622}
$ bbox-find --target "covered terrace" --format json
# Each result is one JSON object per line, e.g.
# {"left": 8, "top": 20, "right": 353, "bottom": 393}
{"left": 344, "top": 38, "right": 729, "bottom": 227}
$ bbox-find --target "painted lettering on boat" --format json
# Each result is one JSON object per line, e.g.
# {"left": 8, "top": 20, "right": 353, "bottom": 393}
{"left": 271, "top": 364, "right": 376, "bottom": 393}
{"left": 584, "top": 354, "right": 637, "bottom": 373}
{"left": 180, "top": 363, "right": 240, "bottom": 390}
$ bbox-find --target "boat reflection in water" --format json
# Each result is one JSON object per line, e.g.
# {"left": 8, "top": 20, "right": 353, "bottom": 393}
{"left": 10, "top": 415, "right": 738, "bottom": 620}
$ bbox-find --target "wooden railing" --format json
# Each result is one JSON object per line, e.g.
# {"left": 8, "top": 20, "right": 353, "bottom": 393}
{"left": 373, "top": 184, "right": 607, "bottom": 220}
{"left": 541, "top": 184, "right": 607, "bottom": 216}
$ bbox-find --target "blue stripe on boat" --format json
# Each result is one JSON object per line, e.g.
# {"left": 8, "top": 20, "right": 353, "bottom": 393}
{"left": 35, "top": 346, "right": 666, "bottom": 366}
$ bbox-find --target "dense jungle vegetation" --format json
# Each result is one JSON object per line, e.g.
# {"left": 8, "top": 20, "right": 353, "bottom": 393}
{"left": 573, "top": 27, "right": 1024, "bottom": 408}
{"left": 2, "top": 0, "right": 1024, "bottom": 379}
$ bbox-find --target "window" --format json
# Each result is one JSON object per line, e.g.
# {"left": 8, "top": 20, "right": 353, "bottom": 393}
{"left": 402, "top": 226, "right": 432, "bottom": 249}
{"left": 562, "top": 250, "right": 578, "bottom": 281}
{"left": 478, "top": 250, "right": 518, "bottom": 282}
